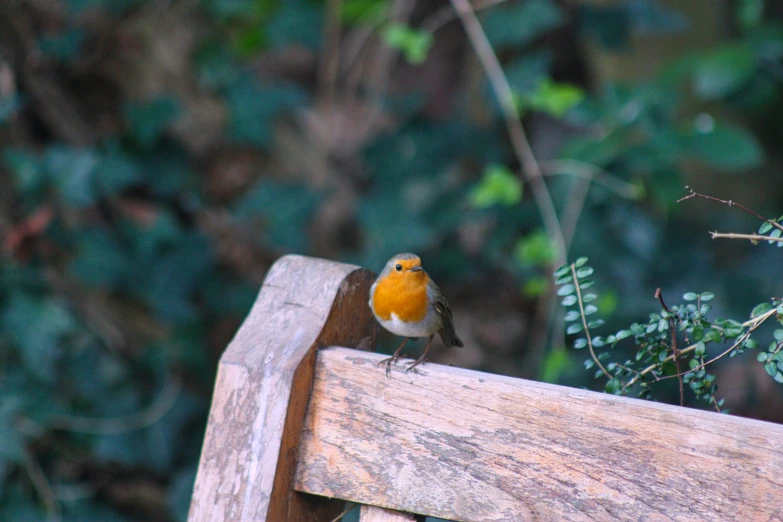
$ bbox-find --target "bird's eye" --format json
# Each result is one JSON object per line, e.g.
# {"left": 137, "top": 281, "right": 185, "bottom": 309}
{"left": 395, "top": 264, "right": 402, "bottom": 271}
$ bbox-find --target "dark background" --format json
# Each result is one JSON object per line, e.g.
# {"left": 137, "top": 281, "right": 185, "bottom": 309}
{"left": 1, "top": 0, "right": 783, "bottom": 520}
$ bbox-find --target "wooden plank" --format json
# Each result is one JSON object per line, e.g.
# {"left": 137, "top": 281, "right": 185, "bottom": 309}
{"left": 188, "top": 256, "right": 376, "bottom": 522}
{"left": 295, "top": 347, "right": 783, "bottom": 522}
{"left": 359, "top": 505, "right": 417, "bottom": 521}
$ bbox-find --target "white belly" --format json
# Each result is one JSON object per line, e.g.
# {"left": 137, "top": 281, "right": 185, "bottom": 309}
{"left": 376, "top": 310, "right": 442, "bottom": 338}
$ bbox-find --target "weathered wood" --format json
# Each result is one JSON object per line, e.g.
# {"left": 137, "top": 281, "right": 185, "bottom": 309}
{"left": 359, "top": 505, "right": 417, "bottom": 521}
{"left": 296, "top": 347, "right": 783, "bottom": 522}
{"left": 188, "top": 256, "right": 376, "bottom": 522}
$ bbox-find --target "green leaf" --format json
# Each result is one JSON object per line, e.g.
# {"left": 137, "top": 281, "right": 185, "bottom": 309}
{"left": 757, "top": 352, "right": 768, "bottom": 362}
{"left": 692, "top": 43, "right": 756, "bottom": 100}
{"left": 44, "top": 146, "right": 99, "bottom": 207}
{"left": 226, "top": 77, "right": 308, "bottom": 148}
{"left": 554, "top": 264, "right": 570, "bottom": 277}
{"left": 514, "top": 231, "right": 556, "bottom": 267}
{"left": 751, "top": 302, "right": 773, "bottom": 317}
{"left": 775, "top": 372, "right": 783, "bottom": 384}
{"left": 3, "top": 150, "right": 43, "bottom": 194}
{"left": 470, "top": 164, "right": 522, "bottom": 208}
{"left": 765, "top": 361, "right": 778, "bottom": 377}
{"left": 700, "top": 292, "right": 715, "bottom": 302}
{"left": 561, "top": 295, "right": 577, "bottom": 306}
{"left": 523, "top": 276, "right": 549, "bottom": 297}
{"left": 564, "top": 310, "right": 581, "bottom": 322}
{"left": 3, "top": 294, "right": 75, "bottom": 381}
{"left": 684, "top": 123, "right": 764, "bottom": 171}
{"left": 557, "top": 283, "right": 575, "bottom": 296}
{"left": 573, "top": 338, "right": 587, "bottom": 349}
{"left": 124, "top": 96, "right": 181, "bottom": 148}
{"left": 683, "top": 292, "right": 698, "bottom": 301}
{"left": 484, "top": 0, "right": 564, "bottom": 48}
{"left": 566, "top": 323, "right": 583, "bottom": 335}
{"left": 695, "top": 341, "right": 706, "bottom": 357}
{"left": 738, "top": 0, "right": 765, "bottom": 31}
{"left": 517, "top": 78, "right": 584, "bottom": 118}
{"left": 267, "top": 0, "right": 323, "bottom": 50}
{"left": 759, "top": 222, "right": 773, "bottom": 234}
{"left": 576, "top": 267, "right": 594, "bottom": 278}
{"left": 574, "top": 257, "right": 588, "bottom": 268}
{"left": 342, "top": 0, "right": 387, "bottom": 25}
{"left": 540, "top": 349, "right": 572, "bottom": 383}
{"left": 584, "top": 304, "right": 598, "bottom": 315}
{"left": 383, "top": 23, "right": 433, "bottom": 65}
{"left": 774, "top": 329, "right": 783, "bottom": 341}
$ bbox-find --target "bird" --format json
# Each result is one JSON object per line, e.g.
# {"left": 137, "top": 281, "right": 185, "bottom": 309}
{"left": 369, "top": 253, "right": 463, "bottom": 374}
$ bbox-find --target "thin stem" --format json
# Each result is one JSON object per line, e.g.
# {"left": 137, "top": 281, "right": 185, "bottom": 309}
{"left": 49, "top": 376, "right": 181, "bottom": 434}
{"left": 710, "top": 231, "right": 783, "bottom": 243}
{"left": 449, "top": 0, "right": 566, "bottom": 265}
{"left": 23, "top": 446, "right": 61, "bottom": 521}
{"left": 679, "top": 186, "right": 783, "bottom": 233}
{"left": 539, "top": 159, "right": 642, "bottom": 200}
{"left": 656, "top": 288, "right": 683, "bottom": 406}
{"left": 318, "top": 0, "right": 344, "bottom": 112}
{"left": 422, "top": 0, "right": 507, "bottom": 32}
{"left": 571, "top": 264, "right": 611, "bottom": 379}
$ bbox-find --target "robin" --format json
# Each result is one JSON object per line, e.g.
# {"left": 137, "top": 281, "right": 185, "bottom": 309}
{"left": 369, "top": 253, "right": 463, "bottom": 374}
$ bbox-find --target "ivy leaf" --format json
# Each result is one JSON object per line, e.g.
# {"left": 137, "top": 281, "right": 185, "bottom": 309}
{"left": 516, "top": 78, "right": 584, "bottom": 118}
{"left": 44, "top": 146, "right": 99, "bottom": 207}
{"left": 684, "top": 123, "right": 763, "bottom": 171}
{"left": 470, "top": 164, "right": 522, "bottom": 208}
{"left": 514, "top": 231, "right": 556, "bottom": 267}
{"left": 124, "top": 96, "right": 181, "bottom": 148}
{"left": 692, "top": 43, "right": 756, "bottom": 100}
{"left": 484, "top": 0, "right": 564, "bottom": 48}
{"left": 383, "top": 24, "right": 433, "bottom": 65}
{"left": 2, "top": 294, "right": 75, "bottom": 382}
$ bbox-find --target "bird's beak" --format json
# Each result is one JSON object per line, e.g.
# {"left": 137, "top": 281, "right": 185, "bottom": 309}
{"left": 409, "top": 266, "right": 423, "bottom": 272}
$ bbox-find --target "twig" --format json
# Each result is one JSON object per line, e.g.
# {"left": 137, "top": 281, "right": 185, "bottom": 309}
{"left": 710, "top": 396, "right": 722, "bottom": 413}
{"left": 709, "top": 231, "right": 783, "bottom": 243}
{"left": 318, "top": 0, "right": 344, "bottom": 112}
{"left": 449, "top": 0, "right": 566, "bottom": 265}
{"left": 539, "top": 159, "right": 642, "bottom": 200}
{"left": 621, "top": 305, "right": 779, "bottom": 392}
{"left": 678, "top": 186, "right": 783, "bottom": 233}
{"left": 561, "top": 175, "right": 591, "bottom": 251}
{"left": 571, "top": 264, "right": 611, "bottom": 379}
{"left": 49, "top": 376, "right": 181, "bottom": 434}
{"left": 422, "top": 0, "right": 507, "bottom": 32}
{"left": 22, "top": 446, "right": 61, "bottom": 521}
{"left": 656, "top": 288, "right": 683, "bottom": 406}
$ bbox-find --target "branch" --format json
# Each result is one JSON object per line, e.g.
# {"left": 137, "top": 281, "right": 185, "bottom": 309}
{"left": 679, "top": 186, "right": 783, "bottom": 233}
{"left": 449, "top": 0, "right": 566, "bottom": 265}
{"left": 710, "top": 231, "right": 783, "bottom": 243}
{"left": 656, "top": 288, "right": 683, "bottom": 406}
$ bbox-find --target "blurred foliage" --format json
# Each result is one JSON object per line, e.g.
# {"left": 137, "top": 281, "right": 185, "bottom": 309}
{"left": 1, "top": 0, "right": 783, "bottom": 519}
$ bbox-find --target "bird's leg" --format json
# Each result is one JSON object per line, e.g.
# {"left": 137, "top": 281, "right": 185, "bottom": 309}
{"left": 378, "top": 337, "right": 411, "bottom": 376}
{"left": 405, "top": 335, "right": 434, "bottom": 373}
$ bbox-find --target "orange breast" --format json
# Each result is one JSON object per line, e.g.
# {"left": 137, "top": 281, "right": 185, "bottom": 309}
{"left": 372, "top": 272, "right": 429, "bottom": 323}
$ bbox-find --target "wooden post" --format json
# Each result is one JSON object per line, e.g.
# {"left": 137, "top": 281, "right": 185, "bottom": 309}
{"left": 188, "top": 255, "right": 376, "bottom": 522}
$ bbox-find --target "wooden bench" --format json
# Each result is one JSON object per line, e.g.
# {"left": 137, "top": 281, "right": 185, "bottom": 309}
{"left": 187, "top": 255, "right": 783, "bottom": 522}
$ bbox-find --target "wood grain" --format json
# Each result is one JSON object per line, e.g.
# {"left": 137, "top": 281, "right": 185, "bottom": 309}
{"left": 188, "top": 256, "right": 376, "bottom": 522}
{"left": 359, "top": 505, "right": 417, "bottom": 521}
{"left": 295, "top": 347, "right": 783, "bottom": 522}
